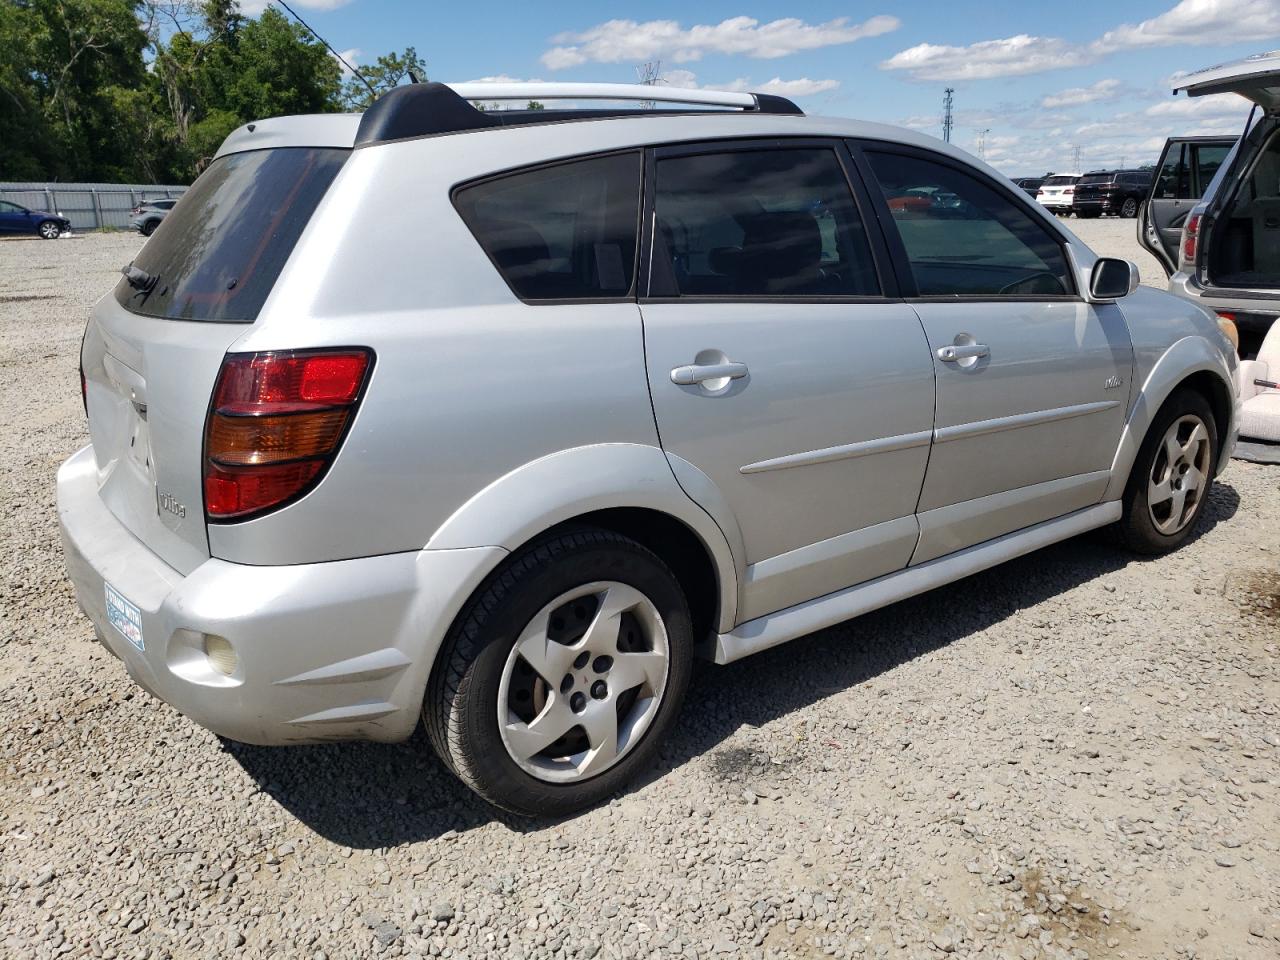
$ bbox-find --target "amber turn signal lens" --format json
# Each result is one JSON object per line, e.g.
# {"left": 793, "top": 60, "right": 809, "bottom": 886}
{"left": 207, "top": 410, "right": 349, "bottom": 466}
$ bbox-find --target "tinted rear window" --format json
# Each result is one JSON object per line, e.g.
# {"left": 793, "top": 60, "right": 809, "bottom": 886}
{"left": 1043, "top": 176, "right": 1077, "bottom": 186}
{"left": 115, "top": 147, "right": 348, "bottom": 322}
{"left": 453, "top": 152, "right": 641, "bottom": 301}
{"left": 1079, "top": 173, "right": 1113, "bottom": 185}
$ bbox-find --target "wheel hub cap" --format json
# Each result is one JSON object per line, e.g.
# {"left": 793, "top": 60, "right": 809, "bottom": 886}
{"left": 497, "top": 581, "right": 669, "bottom": 783}
{"left": 1147, "top": 414, "right": 1211, "bottom": 535}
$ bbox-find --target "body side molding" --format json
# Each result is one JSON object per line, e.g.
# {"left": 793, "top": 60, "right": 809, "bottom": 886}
{"left": 714, "top": 501, "right": 1121, "bottom": 664}
{"left": 740, "top": 430, "right": 933, "bottom": 475}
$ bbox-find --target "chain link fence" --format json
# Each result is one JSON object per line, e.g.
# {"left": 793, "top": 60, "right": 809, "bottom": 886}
{"left": 0, "top": 182, "right": 190, "bottom": 232}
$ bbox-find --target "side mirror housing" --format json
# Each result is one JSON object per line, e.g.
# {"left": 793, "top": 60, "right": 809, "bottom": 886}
{"left": 1089, "top": 257, "right": 1140, "bottom": 301}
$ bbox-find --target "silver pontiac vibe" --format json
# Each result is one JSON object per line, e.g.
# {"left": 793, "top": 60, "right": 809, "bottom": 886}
{"left": 57, "top": 81, "right": 1240, "bottom": 816}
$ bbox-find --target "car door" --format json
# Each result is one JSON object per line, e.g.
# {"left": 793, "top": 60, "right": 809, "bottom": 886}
{"left": 0, "top": 200, "right": 26, "bottom": 234}
{"left": 639, "top": 140, "right": 936, "bottom": 622}
{"left": 1141, "top": 139, "right": 1235, "bottom": 274}
{"left": 854, "top": 142, "right": 1132, "bottom": 565}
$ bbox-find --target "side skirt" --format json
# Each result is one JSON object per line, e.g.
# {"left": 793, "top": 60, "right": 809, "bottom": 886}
{"left": 712, "top": 500, "right": 1122, "bottom": 664}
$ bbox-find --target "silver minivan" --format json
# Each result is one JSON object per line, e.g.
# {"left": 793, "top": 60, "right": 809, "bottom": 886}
{"left": 58, "top": 81, "right": 1239, "bottom": 815}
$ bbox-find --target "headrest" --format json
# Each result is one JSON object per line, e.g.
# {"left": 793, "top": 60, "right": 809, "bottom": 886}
{"left": 735, "top": 211, "right": 822, "bottom": 289}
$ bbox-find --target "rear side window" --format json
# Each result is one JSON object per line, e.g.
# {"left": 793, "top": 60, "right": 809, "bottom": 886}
{"left": 650, "top": 148, "right": 880, "bottom": 297}
{"left": 115, "top": 148, "right": 348, "bottom": 322}
{"left": 1194, "top": 145, "right": 1231, "bottom": 194}
{"left": 867, "top": 151, "right": 1072, "bottom": 298}
{"left": 454, "top": 153, "right": 641, "bottom": 301}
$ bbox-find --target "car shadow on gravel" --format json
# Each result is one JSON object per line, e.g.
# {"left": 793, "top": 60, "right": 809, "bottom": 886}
{"left": 226, "top": 482, "right": 1239, "bottom": 846}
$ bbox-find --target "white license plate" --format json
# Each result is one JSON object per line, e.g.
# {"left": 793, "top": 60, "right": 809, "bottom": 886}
{"left": 105, "top": 582, "right": 145, "bottom": 652}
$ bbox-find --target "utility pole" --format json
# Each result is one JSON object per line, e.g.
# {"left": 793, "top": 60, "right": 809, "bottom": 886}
{"left": 978, "top": 128, "right": 991, "bottom": 160}
{"left": 636, "top": 61, "right": 663, "bottom": 110}
{"left": 942, "top": 87, "right": 954, "bottom": 143}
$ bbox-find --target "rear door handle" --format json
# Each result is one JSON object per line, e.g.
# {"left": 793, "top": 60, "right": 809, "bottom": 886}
{"left": 670, "top": 361, "right": 749, "bottom": 385}
{"left": 936, "top": 343, "right": 990, "bottom": 362}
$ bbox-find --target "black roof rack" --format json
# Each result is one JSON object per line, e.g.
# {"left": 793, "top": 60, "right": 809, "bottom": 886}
{"left": 355, "top": 82, "right": 803, "bottom": 147}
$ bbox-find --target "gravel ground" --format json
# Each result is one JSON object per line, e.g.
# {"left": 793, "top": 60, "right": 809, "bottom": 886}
{"left": 2, "top": 226, "right": 1278, "bottom": 960}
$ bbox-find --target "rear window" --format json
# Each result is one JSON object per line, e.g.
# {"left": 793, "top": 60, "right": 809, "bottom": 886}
{"left": 1079, "top": 173, "right": 1113, "bottom": 185}
{"left": 453, "top": 152, "right": 641, "bottom": 301}
{"left": 1043, "top": 176, "right": 1077, "bottom": 186}
{"left": 115, "top": 147, "right": 348, "bottom": 322}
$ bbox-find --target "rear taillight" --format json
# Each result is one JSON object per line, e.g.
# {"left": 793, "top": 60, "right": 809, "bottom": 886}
{"left": 1064, "top": 187, "right": 1074, "bottom": 195}
{"left": 1183, "top": 213, "right": 1201, "bottom": 264}
{"left": 203, "top": 348, "right": 372, "bottom": 520}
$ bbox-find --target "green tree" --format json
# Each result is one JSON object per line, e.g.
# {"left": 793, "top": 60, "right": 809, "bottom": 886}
{"left": 340, "top": 46, "right": 427, "bottom": 111}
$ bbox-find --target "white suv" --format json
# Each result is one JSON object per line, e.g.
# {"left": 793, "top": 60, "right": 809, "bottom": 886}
{"left": 1036, "top": 174, "right": 1081, "bottom": 215}
{"left": 58, "top": 82, "right": 1239, "bottom": 816}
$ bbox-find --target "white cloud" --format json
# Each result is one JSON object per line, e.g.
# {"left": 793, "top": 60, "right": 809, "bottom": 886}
{"left": 882, "top": 0, "right": 1280, "bottom": 83}
{"left": 333, "top": 47, "right": 361, "bottom": 78}
{"left": 880, "top": 35, "right": 1095, "bottom": 82}
{"left": 1144, "top": 93, "right": 1251, "bottom": 120}
{"left": 541, "top": 15, "right": 900, "bottom": 70}
{"left": 1041, "top": 78, "right": 1121, "bottom": 109}
{"left": 1095, "top": 0, "right": 1280, "bottom": 52}
{"left": 465, "top": 75, "right": 534, "bottom": 84}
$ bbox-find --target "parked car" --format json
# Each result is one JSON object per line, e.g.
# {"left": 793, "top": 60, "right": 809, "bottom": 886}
{"left": 131, "top": 198, "right": 178, "bottom": 236}
{"left": 0, "top": 199, "right": 70, "bottom": 239}
{"left": 1073, "top": 169, "right": 1153, "bottom": 219}
{"left": 1013, "top": 176, "right": 1044, "bottom": 197}
{"left": 1140, "top": 52, "right": 1278, "bottom": 360}
{"left": 1036, "top": 174, "right": 1080, "bottom": 215}
{"left": 58, "top": 81, "right": 1239, "bottom": 816}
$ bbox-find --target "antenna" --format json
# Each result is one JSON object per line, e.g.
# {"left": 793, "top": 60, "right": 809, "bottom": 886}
{"left": 635, "top": 60, "right": 663, "bottom": 110}
{"left": 273, "top": 0, "right": 377, "bottom": 100}
{"left": 942, "top": 87, "right": 954, "bottom": 143}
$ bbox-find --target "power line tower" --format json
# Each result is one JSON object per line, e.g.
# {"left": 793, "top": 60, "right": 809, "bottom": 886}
{"left": 978, "top": 128, "right": 991, "bottom": 160}
{"left": 942, "top": 87, "right": 954, "bottom": 143}
{"left": 636, "top": 61, "right": 663, "bottom": 110}
{"left": 1072, "top": 144, "right": 1082, "bottom": 172}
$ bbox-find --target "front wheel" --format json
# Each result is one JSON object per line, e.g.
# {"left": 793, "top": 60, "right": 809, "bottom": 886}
{"left": 37, "top": 220, "right": 60, "bottom": 239}
{"left": 425, "top": 529, "right": 693, "bottom": 817}
{"left": 1113, "top": 388, "right": 1218, "bottom": 554}
{"left": 142, "top": 219, "right": 159, "bottom": 237}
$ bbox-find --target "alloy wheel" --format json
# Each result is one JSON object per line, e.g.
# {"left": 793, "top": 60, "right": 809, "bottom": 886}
{"left": 39, "top": 221, "right": 60, "bottom": 239}
{"left": 497, "top": 581, "right": 669, "bottom": 783}
{"left": 1121, "top": 197, "right": 1138, "bottom": 218}
{"left": 1147, "top": 414, "right": 1212, "bottom": 535}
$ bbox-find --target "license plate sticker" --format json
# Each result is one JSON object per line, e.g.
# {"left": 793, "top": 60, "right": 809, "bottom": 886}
{"left": 105, "top": 582, "right": 145, "bottom": 652}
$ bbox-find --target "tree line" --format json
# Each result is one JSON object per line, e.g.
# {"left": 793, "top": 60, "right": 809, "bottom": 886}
{"left": 0, "top": 0, "right": 425, "bottom": 184}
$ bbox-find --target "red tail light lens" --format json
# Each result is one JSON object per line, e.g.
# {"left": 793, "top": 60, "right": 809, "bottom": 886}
{"left": 1183, "top": 213, "right": 1201, "bottom": 264}
{"left": 203, "top": 348, "right": 372, "bottom": 520}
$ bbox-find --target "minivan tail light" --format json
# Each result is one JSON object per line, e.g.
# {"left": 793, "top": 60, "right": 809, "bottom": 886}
{"left": 1183, "top": 214, "right": 1201, "bottom": 264}
{"left": 203, "top": 348, "right": 372, "bottom": 520}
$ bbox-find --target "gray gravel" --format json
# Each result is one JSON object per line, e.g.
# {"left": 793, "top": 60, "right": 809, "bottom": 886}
{"left": 2, "top": 227, "right": 1279, "bottom": 960}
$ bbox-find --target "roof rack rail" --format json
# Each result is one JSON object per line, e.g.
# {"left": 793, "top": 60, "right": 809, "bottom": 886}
{"left": 354, "top": 81, "right": 802, "bottom": 147}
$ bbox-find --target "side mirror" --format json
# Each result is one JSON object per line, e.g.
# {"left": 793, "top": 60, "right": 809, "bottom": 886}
{"left": 1089, "top": 257, "right": 1140, "bottom": 300}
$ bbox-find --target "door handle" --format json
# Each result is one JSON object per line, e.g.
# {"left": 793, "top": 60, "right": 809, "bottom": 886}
{"left": 670, "top": 361, "right": 749, "bottom": 386}
{"left": 936, "top": 343, "right": 990, "bottom": 362}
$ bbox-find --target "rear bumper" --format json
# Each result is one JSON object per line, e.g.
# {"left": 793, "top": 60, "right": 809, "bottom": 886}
{"left": 1167, "top": 275, "right": 1279, "bottom": 333}
{"left": 57, "top": 444, "right": 504, "bottom": 745}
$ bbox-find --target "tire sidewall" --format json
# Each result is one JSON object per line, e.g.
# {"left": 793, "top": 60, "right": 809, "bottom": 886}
{"left": 1123, "top": 389, "right": 1218, "bottom": 551}
{"left": 449, "top": 537, "right": 693, "bottom": 815}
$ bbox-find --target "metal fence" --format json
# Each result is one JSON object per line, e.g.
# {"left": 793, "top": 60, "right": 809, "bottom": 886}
{"left": 0, "top": 181, "right": 190, "bottom": 231}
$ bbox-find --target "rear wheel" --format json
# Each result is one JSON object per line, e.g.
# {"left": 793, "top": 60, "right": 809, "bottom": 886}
{"left": 1114, "top": 389, "right": 1217, "bottom": 554}
{"left": 37, "top": 220, "right": 60, "bottom": 239}
{"left": 1120, "top": 196, "right": 1139, "bottom": 219}
{"left": 141, "top": 219, "right": 158, "bottom": 237}
{"left": 425, "top": 528, "right": 693, "bottom": 817}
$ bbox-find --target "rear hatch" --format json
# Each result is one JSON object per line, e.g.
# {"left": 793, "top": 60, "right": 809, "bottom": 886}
{"left": 1175, "top": 50, "right": 1280, "bottom": 111}
{"left": 1073, "top": 173, "right": 1114, "bottom": 203}
{"left": 82, "top": 145, "right": 349, "bottom": 574}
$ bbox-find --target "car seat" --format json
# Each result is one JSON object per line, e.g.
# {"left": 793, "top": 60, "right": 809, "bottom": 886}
{"left": 1238, "top": 317, "right": 1280, "bottom": 443}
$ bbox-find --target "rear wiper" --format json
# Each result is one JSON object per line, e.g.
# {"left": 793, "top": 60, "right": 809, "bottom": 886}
{"left": 121, "top": 262, "right": 158, "bottom": 293}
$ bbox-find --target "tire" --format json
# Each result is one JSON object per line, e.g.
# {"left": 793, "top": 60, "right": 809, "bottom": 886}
{"left": 425, "top": 528, "right": 693, "bottom": 817}
{"left": 1113, "top": 388, "right": 1218, "bottom": 555}
{"left": 37, "top": 220, "right": 60, "bottom": 240}
{"left": 1120, "top": 196, "right": 1139, "bottom": 219}
{"left": 142, "top": 219, "right": 158, "bottom": 237}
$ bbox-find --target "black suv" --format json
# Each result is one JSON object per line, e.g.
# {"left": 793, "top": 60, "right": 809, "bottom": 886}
{"left": 1073, "top": 170, "right": 1153, "bottom": 219}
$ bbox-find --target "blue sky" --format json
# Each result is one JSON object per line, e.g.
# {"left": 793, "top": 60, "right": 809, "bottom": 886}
{"left": 264, "top": 0, "right": 1278, "bottom": 176}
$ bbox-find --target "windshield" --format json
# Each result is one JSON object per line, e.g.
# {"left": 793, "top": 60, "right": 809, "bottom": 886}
{"left": 114, "top": 147, "right": 348, "bottom": 322}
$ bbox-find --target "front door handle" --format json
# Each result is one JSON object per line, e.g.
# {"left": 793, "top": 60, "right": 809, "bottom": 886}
{"left": 936, "top": 343, "right": 990, "bottom": 362}
{"left": 670, "top": 361, "right": 749, "bottom": 386}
